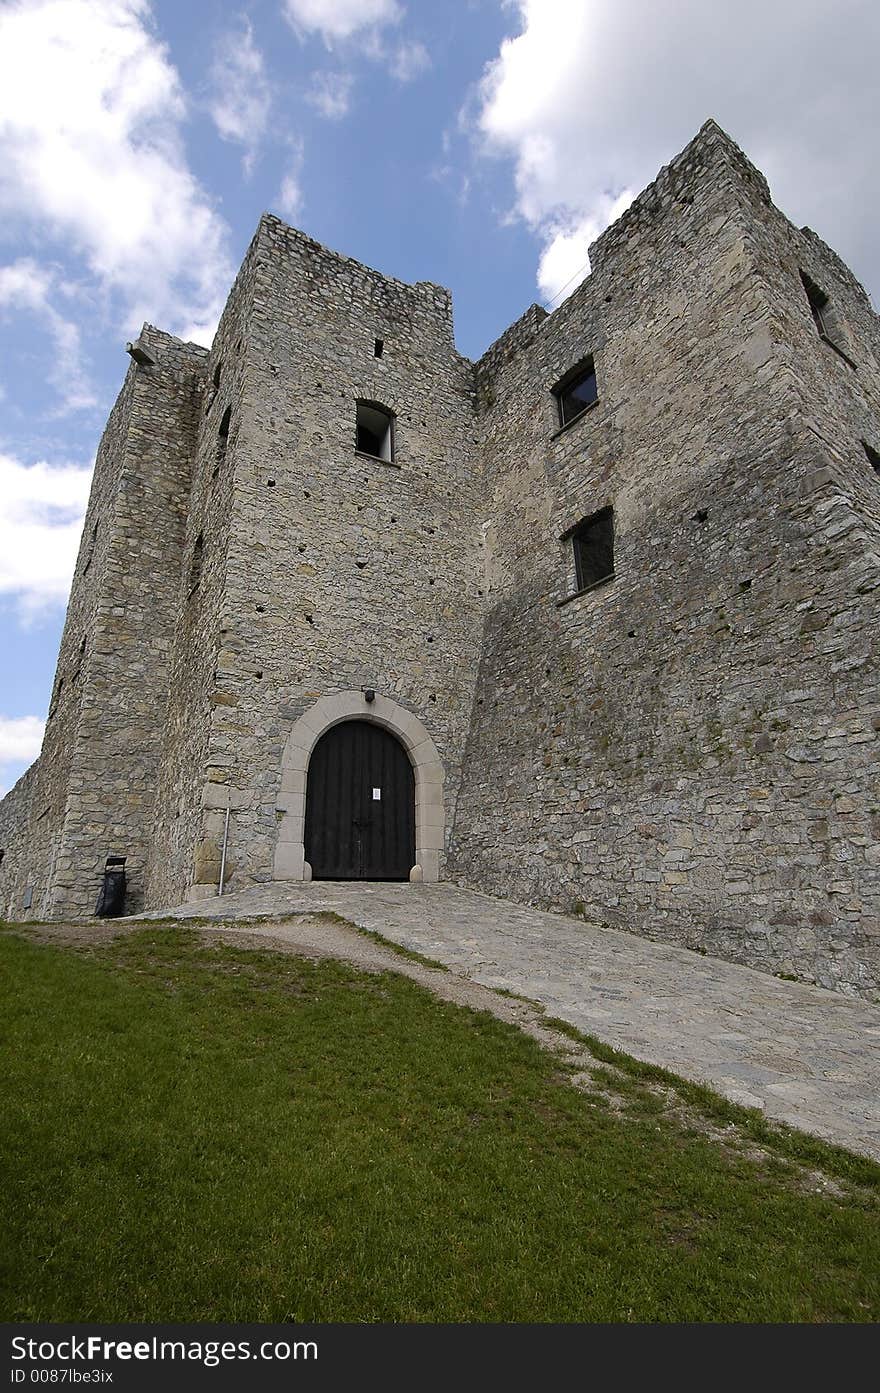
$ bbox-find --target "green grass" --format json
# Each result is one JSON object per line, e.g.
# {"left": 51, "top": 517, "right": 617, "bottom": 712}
{"left": 132, "top": 910, "right": 451, "bottom": 973}
{"left": 540, "top": 1018, "right": 880, "bottom": 1188}
{"left": 353, "top": 923, "right": 449, "bottom": 972}
{"left": 1, "top": 925, "right": 879, "bottom": 1323}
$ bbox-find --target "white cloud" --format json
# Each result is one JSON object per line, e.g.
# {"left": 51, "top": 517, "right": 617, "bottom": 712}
{"left": 305, "top": 71, "right": 353, "bottom": 120}
{"left": 282, "top": 0, "right": 401, "bottom": 43}
{"left": 0, "top": 258, "right": 97, "bottom": 411}
{"left": 0, "top": 0, "right": 234, "bottom": 342}
{"left": 277, "top": 143, "right": 306, "bottom": 223}
{"left": 537, "top": 193, "right": 633, "bottom": 304}
{"left": 0, "top": 713, "right": 46, "bottom": 794}
{"left": 0, "top": 451, "right": 93, "bottom": 619}
{"left": 477, "top": 0, "right": 880, "bottom": 306}
{"left": 283, "top": 4, "right": 427, "bottom": 116}
{"left": 390, "top": 39, "right": 430, "bottom": 83}
{"left": 0, "top": 715, "right": 45, "bottom": 766}
{"left": 208, "top": 17, "right": 271, "bottom": 174}
{"left": 0, "top": 260, "right": 52, "bottom": 314}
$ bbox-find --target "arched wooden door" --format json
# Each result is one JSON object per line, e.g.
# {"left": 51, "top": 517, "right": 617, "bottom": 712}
{"left": 304, "top": 720, "right": 416, "bottom": 880}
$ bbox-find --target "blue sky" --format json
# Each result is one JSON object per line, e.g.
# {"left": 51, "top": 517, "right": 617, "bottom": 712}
{"left": 1, "top": 0, "right": 878, "bottom": 793}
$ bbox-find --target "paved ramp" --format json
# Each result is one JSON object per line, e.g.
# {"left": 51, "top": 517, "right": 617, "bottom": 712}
{"left": 154, "top": 881, "right": 880, "bottom": 1161}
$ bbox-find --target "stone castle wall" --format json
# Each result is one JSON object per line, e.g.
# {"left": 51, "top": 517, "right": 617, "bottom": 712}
{"left": 0, "top": 330, "right": 207, "bottom": 919}
{"left": 52, "top": 327, "right": 208, "bottom": 917}
{"left": 0, "top": 366, "right": 139, "bottom": 919}
{"left": 178, "top": 217, "right": 485, "bottom": 897}
{"left": 0, "top": 760, "right": 42, "bottom": 918}
{"left": 1, "top": 121, "right": 877, "bottom": 996}
{"left": 144, "top": 235, "right": 263, "bottom": 909}
{"left": 448, "top": 122, "right": 880, "bottom": 995}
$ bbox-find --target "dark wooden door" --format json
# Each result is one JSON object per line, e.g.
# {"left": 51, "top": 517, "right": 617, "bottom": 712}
{"left": 305, "top": 720, "right": 415, "bottom": 880}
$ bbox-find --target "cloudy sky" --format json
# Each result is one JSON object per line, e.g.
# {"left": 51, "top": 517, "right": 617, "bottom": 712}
{"left": 1, "top": 0, "right": 877, "bottom": 793}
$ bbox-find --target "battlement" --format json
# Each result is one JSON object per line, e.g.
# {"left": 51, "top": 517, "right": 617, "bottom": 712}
{"left": 133, "top": 323, "right": 210, "bottom": 374}
{"left": 477, "top": 119, "right": 779, "bottom": 390}
{"left": 254, "top": 212, "right": 457, "bottom": 343}
{"left": 477, "top": 303, "right": 548, "bottom": 382}
{"left": 590, "top": 118, "right": 770, "bottom": 274}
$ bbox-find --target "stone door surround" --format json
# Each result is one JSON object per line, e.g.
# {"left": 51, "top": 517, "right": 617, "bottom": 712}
{"left": 273, "top": 691, "right": 444, "bottom": 883}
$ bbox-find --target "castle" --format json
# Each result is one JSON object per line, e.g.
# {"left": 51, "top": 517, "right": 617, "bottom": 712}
{"left": 1, "top": 121, "right": 878, "bottom": 998}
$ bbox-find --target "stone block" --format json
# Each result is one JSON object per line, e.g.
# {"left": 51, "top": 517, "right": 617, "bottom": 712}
{"left": 273, "top": 841, "right": 305, "bottom": 881}
{"left": 201, "top": 783, "right": 249, "bottom": 810}
{"left": 799, "top": 466, "right": 835, "bottom": 496}
{"left": 415, "top": 775, "right": 444, "bottom": 809}
{"left": 419, "top": 849, "right": 440, "bottom": 883}
{"left": 276, "top": 813, "right": 304, "bottom": 844}
{"left": 408, "top": 739, "right": 438, "bottom": 768}
{"left": 185, "top": 883, "right": 221, "bottom": 904}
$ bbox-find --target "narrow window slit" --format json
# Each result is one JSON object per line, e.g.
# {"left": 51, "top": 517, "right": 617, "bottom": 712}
{"left": 187, "top": 534, "right": 204, "bottom": 596}
{"left": 800, "top": 271, "right": 831, "bottom": 339}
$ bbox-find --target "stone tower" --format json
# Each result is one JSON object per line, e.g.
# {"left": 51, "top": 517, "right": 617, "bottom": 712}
{"left": 1, "top": 120, "right": 878, "bottom": 998}
{"left": 450, "top": 121, "right": 880, "bottom": 996}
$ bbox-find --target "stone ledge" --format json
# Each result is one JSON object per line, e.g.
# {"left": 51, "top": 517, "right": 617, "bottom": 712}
{"left": 201, "top": 784, "right": 250, "bottom": 810}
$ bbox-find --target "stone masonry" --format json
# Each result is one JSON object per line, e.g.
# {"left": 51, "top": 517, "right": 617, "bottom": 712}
{"left": 1, "top": 121, "right": 878, "bottom": 997}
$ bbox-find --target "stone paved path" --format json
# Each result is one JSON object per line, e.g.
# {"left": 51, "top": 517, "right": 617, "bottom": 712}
{"left": 155, "top": 881, "right": 880, "bottom": 1161}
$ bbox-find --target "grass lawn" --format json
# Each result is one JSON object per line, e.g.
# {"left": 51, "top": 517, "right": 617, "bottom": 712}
{"left": 1, "top": 923, "right": 878, "bottom": 1322}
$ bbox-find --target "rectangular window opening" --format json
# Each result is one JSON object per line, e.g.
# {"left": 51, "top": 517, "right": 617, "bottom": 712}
{"left": 356, "top": 401, "right": 394, "bottom": 462}
{"left": 374, "top": 338, "right": 384, "bottom": 359}
{"left": 553, "top": 358, "right": 598, "bottom": 428}
{"left": 571, "top": 506, "right": 614, "bottom": 592}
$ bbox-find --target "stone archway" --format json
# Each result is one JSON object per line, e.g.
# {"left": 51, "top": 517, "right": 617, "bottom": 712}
{"left": 273, "top": 692, "right": 444, "bottom": 883}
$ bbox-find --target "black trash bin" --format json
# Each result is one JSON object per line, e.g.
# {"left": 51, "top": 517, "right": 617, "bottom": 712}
{"left": 95, "top": 856, "right": 126, "bottom": 918}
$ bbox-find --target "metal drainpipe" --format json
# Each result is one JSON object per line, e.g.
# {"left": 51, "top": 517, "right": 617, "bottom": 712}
{"left": 218, "top": 804, "right": 230, "bottom": 896}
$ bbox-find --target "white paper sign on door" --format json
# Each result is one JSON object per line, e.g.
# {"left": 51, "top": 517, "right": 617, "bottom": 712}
{"left": 372, "top": 787, "right": 381, "bottom": 800}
